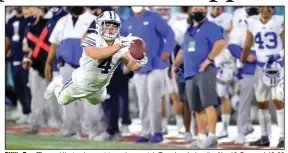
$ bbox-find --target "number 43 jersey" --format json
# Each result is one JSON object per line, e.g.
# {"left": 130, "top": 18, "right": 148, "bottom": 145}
{"left": 247, "top": 15, "right": 284, "bottom": 64}
{"left": 72, "top": 33, "right": 128, "bottom": 92}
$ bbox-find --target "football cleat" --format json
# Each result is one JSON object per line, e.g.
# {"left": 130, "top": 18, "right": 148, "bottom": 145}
{"left": 44, "top": 75, "right": 63, "bottom": 99}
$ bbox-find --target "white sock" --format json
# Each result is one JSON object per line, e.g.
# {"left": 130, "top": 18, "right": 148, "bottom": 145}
{"left": 250, "top": 106, "right": 258, "bottom": 121}
{"left": 258, "top": 109, "right": 267, "bottom": 136}
{"left": 209, "top": 132, "right": 215, "bottom": 137}
{"left": 191, "top": 115, "right": 197, "bottom": 136}
{"left": 221, "top": 114, "right": 230, "bottom": 130}
{"left": 276, "top": 109, "right": 284, "bottom": 138}
{"left": 176, "top": 115, "right": 183, "bottom": 128}
{"left": 258, "top": 109, "right": 271, "bottom": 136}
{"left": 264, "top": 110, "right": 272, "bottom": 137}
{"left": 199, "top": 134, "right": 207, "bottom": 141}
{"left": 162, "top": 117, "right": 168, "bottom": 129}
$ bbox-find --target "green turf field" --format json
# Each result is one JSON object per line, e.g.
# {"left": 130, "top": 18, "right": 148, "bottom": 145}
{"left": 6, "top": 133, "right": 178, "bottom": 149}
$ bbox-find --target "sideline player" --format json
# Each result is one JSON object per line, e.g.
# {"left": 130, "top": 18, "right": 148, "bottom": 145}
{"left": 228, "top": 26, "right": 256, "bottom": 144}
{"left": 207, "top": 6, "right": 234, "bottom": 138}
{"left": 5, "top": 6, "right": 32, "bottom": 124}
{"left": 239, "top": 6, "right": 284, "bottom": 148}
{"left": 45, "top": 11, "right": 147, "bottom": 108}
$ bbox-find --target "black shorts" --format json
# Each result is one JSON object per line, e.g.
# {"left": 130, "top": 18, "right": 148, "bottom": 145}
{"left": 177, "top": 80, "right": 187, "bottom": 101}
{"left": 185, "top": 65, "right": 218, "bottom": 112}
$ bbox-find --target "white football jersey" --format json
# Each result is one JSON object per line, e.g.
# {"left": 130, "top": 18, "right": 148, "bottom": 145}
{"left": 247, "top": 15, "right": 284, "bottom": 63}
{"left": 169, "top": 12, "right": 188, "bottom": 25}
{"left": 208, "top": 12, "right": 235, "bottom": 69}
{"left": 229, "top": 22, "right": 257, "bottom": 51}
{"left": 168, "top": 14, "right": 189, "bottom": 46}
{"left": 229, "top": 26, "right": 256, "bottom": 68}
{"left": 229, "top": 26, "right": 247, "bottom": 48}
{"left": 215, "top": 49, "right": 235, "bottom": 69}
{"left": 71, "top": 33, "right": 127, "bottom": 91}
{"left": 215, "top": 49, "right": 236, "bottom": 81}
{"left": 232, "top": 7, "right": 249, "bottom": 29}
{"left": 207, "top": 12, "right": 233, "bottom": 40}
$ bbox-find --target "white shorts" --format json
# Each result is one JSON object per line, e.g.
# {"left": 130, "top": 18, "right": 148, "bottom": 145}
{"left": 254, "top": 66, "right": 272, "bottom": 102}
{"left": 163, "top": 67, "right": 179, "bottom": 95}
{"left": 56, "top": 77, "right": 107, "bottom": 105}
{"left": 216, "top": 81, "right": 229, "bottom": 97}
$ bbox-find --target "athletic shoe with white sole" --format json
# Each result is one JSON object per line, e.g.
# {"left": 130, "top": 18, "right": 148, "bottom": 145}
{"left": 111, "top": 132, "right": 123, "bottom": 141}
{"left": 217, "top": 129, "right": 228, "bottom": 139}
{"left": 187, "top": 136, "right": 217, "bottom": 149}
{"left": 234, "top": 127, "right": 254, "bottom": 144}
{"left": 120, "top": 125, "right": 130, "bottom": 133}
{"left": 44, "top": 75, "right": 63, "bottom": 99}
{"left": 16, "top": 114, "right": 30, "bottom": 124}
{"left": 93, "top": 132, "right": 111, "bottom": 141}
{"left": 184, "top": 132, "right": 193, "bottom": 143}
{"left": 234, "top": 134, "right": 245, "bottom": 144}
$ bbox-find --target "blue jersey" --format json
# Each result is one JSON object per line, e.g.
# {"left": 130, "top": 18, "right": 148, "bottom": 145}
{"left": 6, "top": 15, "right": 27, "bottom": 62}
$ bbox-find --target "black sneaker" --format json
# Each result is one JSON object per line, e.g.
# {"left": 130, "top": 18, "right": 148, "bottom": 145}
{"left": 277, "top": 139, "right": 284, "bottom": 148}
{"left": 249, "top": 138, "right": 270, "bottom": 146}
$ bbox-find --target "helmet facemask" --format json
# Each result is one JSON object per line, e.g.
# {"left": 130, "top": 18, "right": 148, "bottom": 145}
{"left": 98, "top": 20, "right": 121, "bottom": 41}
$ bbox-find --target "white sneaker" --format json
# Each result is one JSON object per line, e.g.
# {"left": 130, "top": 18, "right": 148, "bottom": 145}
{"left": 184, "top": 132, "right": 193, "bottom": 143}
{"left": 186, "top": 138, "right": 209, "bottom": 149}
{"left": 54, "top": 86, "right": 62, "bottom": 99}
{"left": 218, "top": 129, "right": 228, "bottom": 139}
{"left": 162, "top": 127, "right": 168, "bottom": 135}
{"left": 88, "top": 130, "right": 103, "bottom": 140}
{"left": 192, "top": 136, "right": 217, "bottom": 149}
{"left": 111, "top": 133, "right": 122, "bottom": 141}
{"left": 93, "top": 132, "right": 111, "bottom": 141}
{"left": 207, "top": 135, "right": 218, "bottom": 146}
{"left": 120, "top": 125, "right": 130, "bottom": 133}
{"left": 16, "top": 114, "right": 29, "bottom": 124}
{"left": 44, "top": 75, "right": 63, "bottom": 99}
{"left": 58, "top": 130, "right": 77, "bottom": 137}
{"left": 186, "top": 138, "right": 199, "bottom": 148}
{"left": 234, "top": 134, "right": 245, "bottom": 144}
{"left": 47, "top": 119, "right": 62, "bottom": 128}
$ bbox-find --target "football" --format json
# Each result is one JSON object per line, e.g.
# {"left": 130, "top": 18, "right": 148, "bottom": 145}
{"left": 129, "top": 39, "right": 146, "bottom": 60}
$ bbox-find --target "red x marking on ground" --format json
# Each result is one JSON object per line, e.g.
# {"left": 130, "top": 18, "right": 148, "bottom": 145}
{"left": 26, "top": 26, "right": 50, "bottom": 58}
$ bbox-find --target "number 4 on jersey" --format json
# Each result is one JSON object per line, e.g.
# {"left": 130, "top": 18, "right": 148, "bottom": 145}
{"left": 97, "top": 57, "right": 112, "bottom": 74}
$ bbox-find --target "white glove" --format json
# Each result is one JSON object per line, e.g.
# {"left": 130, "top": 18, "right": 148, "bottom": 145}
{"left": 135, "top": 55, "right": 148, "bottom": 67}
{"left": 119, "top": 33, "right": 134, "bottom": 48}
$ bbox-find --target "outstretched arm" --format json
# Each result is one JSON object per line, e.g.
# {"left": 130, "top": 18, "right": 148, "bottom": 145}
{"left": 121, "top": 51, "right": 147, "bottom": 72}
{"left": 82, "top": 33, "right": 133, "bottom": 60}
{"left": 84, "top": 44, "right": 122, "bottom": 60}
